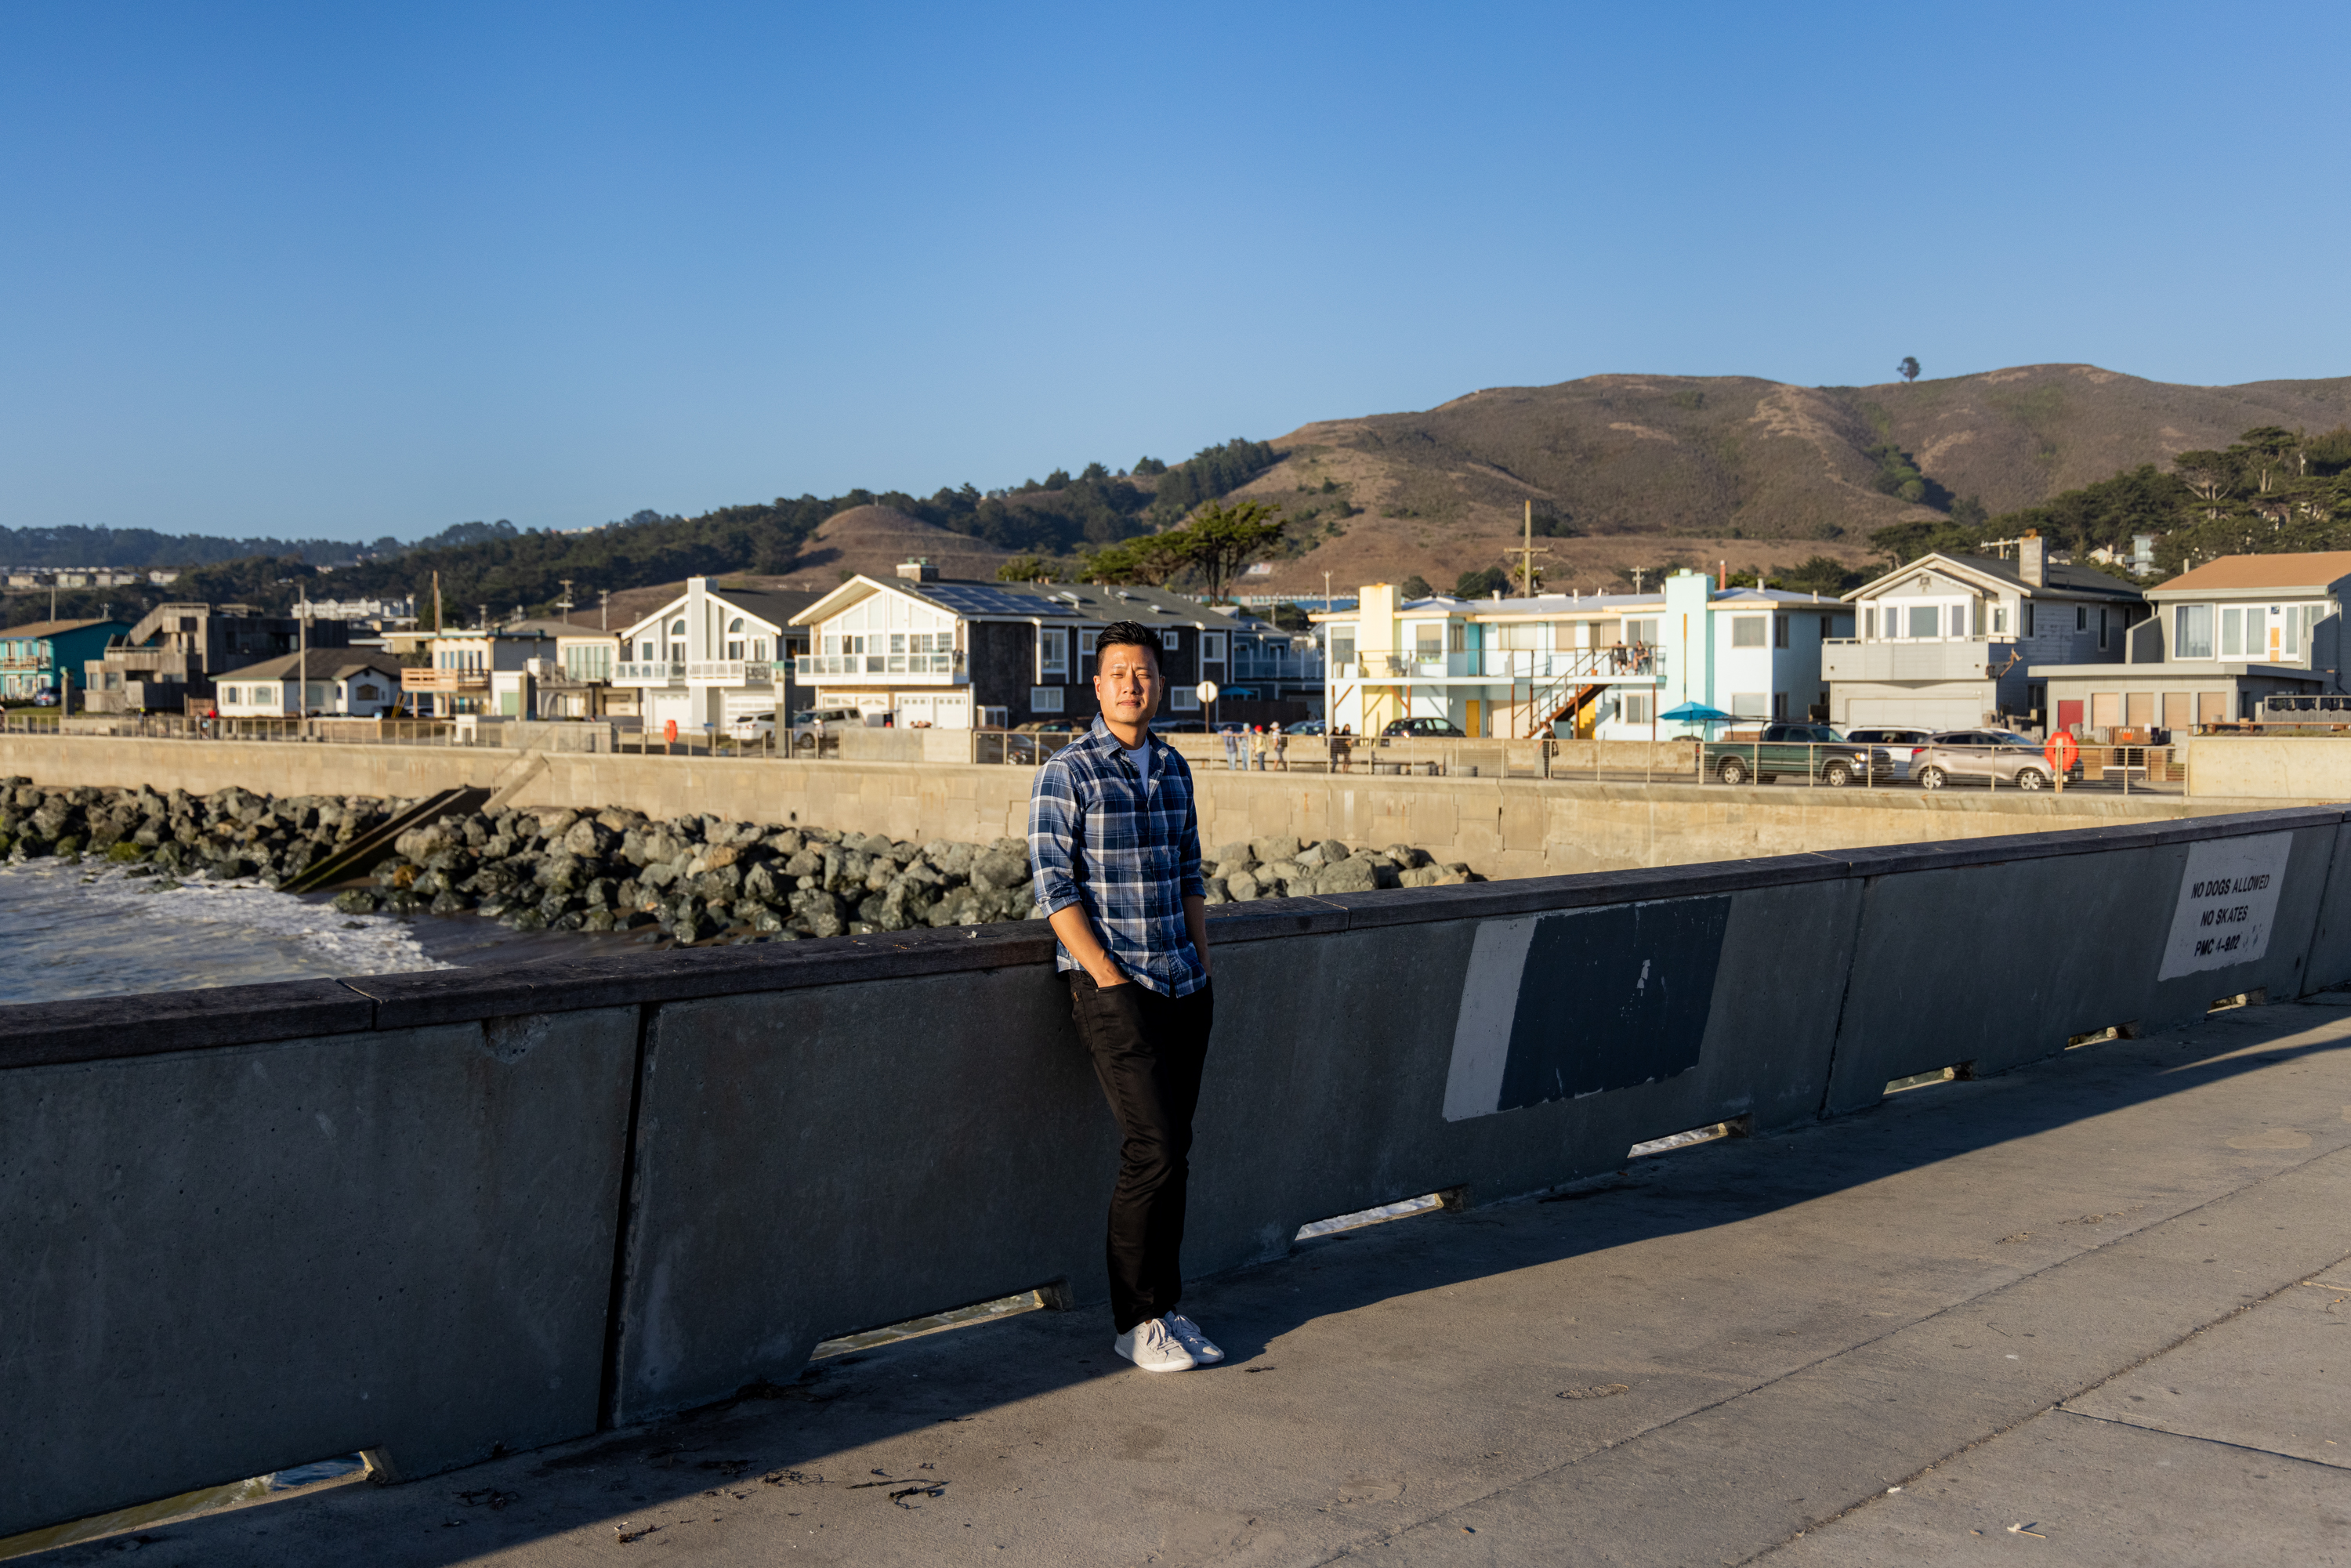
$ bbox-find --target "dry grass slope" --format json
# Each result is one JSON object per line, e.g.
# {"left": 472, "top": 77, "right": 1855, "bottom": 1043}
{"left": 1225, "top": 364, "right": 2351, "bottom": 596}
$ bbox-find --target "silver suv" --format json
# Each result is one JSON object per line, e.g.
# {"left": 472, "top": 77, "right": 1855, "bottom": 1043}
{"left": 1912, "top": 730, "right": 2055, "bottom": 791}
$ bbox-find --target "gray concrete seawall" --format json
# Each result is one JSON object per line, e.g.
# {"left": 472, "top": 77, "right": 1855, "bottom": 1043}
{"left": 5, "top": 805, "right": 2351, "bottom": 1536}
{"left": 0, "top": 731, "right": 2316, "bottom": 877}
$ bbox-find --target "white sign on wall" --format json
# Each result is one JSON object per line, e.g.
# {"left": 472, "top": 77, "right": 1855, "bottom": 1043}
{"left": 2157, "top": 831, "right": 2293, "bottom": 981}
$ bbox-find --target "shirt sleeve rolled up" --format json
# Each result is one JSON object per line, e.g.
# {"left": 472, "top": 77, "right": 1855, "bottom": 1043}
{"left": 1028, "top": 756, "right": 1086, "bottom": 918}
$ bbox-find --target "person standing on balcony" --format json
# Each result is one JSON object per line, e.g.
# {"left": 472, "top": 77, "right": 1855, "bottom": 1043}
{"left": 1029, "top": 621, "right": 1222, "bottom": 1376}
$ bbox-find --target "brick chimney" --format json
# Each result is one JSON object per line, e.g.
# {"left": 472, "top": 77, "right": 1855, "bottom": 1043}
{"left": 896, "top": 559, "right": 938, "bottom": 583}
{"left": 2017, "top": 531, "right": 2045, "bottom": 588}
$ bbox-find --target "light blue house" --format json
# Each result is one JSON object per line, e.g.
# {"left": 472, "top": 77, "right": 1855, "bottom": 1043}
{"left": 1313, "top": 573, "right": 1852, "bottom": 738}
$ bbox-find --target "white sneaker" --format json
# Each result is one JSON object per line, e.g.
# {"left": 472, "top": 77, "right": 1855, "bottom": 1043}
{"left": 1162, "top": 1312, "right": 1224, "bottom": 1363}
{"left": 1114, "top": 1317, "right": 1197, "bottom": 1373}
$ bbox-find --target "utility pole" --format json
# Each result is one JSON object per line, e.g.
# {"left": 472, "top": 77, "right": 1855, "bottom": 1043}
{"left": 1630, "top": 567, "right": 1648, "bottom": 594}
{"left": 600, "top": 588, "right": 610, "bottom": 631}
{"left": 1323, "top": 570, "right": 1331, "bottom": 614}
{"left": 298, "top": 586, "right": 309, "bottom": 723}
{"left": 432, "top": 571, "right": 443, "bottom": 633}
{"left": 1509, "top": 500, "right": 1552, "bottom": 596}
{"left": 558, "top": 580, "right": 575, "bottom": 622}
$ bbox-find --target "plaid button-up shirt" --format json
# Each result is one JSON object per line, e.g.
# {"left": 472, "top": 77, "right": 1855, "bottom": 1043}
{"left": 1028, "top": 717, "right": 1208, "bottom": 997}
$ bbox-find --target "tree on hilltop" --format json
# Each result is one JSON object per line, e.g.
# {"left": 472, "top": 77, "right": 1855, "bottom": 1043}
{"left": 1898, "top": 357, "right": 1921, "bottom": 384}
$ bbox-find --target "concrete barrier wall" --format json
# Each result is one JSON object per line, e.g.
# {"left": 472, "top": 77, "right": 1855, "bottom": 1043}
{"left": 2187, "top": 733, "right": 2351, "bottom": 799}
{"left": 0, "top": 731, "right": 2307, "bottom": 877}
{"left": 0, "top": 998, "right": 639, "bottom": 1534}
{"left": 5, "top": 806, "right": 2350, "bottom": 1533}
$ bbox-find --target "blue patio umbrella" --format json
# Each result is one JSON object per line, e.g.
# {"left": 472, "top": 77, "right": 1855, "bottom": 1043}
{"left": 1659, "top": 701, "right": 1734, "bottom": 726}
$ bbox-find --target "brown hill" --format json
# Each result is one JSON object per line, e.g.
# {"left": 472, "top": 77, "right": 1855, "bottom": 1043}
{"left": 791, "top": 505, "right": 1015, "bottom": 585}
{"left": 1226, "top": 365, "right": 2351, "bottom": 595}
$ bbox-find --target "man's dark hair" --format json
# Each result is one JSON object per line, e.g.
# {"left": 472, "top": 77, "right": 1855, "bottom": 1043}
{"left": 1096, "top": 619, "right": 1162, "bottom": 668}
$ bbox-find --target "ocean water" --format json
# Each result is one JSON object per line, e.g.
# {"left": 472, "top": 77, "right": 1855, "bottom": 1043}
{"left": 0, "top": 860, "right": 448, "bottom": 1004}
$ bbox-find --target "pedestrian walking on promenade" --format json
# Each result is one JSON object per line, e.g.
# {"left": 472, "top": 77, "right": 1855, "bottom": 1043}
{"left": 1222, "top": 724, "right": 1241, "bottom": 770}
{"left": 1331, "top": 724, "right": 1351, "bottom": 773}
{"left": 1029, "top": 621, "right": 1223, "bottom": 1376}
{"left": 1271, "top": 721, "right": 1288, "bottom": 772}
{"left": 1250, "top": 725, "right": 1267, "bottom": 771}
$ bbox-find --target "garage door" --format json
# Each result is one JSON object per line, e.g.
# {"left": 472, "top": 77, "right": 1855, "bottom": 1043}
{"left": 1846, "top": 697, "right": 1983, "bottom": 730}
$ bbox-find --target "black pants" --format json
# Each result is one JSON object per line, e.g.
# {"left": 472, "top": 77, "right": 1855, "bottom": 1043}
{"left": 1067, "top": 972, "right": 1214, "bottom": 1333}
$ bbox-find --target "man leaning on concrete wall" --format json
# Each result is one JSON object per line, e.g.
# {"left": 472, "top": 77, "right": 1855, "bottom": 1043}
{"left": 1027, "top": 620, "right": 1223, "bottom": 1374}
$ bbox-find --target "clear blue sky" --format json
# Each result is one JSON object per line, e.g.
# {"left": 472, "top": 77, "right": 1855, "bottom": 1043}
{"left": 5, "top": 2, "right": 2346, "bottom": 542}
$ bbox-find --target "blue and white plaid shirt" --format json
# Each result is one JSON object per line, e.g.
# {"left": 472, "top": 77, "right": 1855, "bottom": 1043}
{"left": 1028, "top": 717, "right": 1208, "bottom": 997}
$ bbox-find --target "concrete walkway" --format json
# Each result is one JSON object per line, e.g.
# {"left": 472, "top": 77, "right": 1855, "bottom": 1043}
{"left": 30, "top": 995, "right": 2351, "bottom": 1566}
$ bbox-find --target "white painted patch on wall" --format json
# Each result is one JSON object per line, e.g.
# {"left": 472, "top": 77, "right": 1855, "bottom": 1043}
{"left": 1441, "top": 915, "right": 1539, "bottom": 1121}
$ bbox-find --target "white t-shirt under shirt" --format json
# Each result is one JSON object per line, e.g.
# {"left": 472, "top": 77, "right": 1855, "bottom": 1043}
{"left": 1123, "top": 739, "right": 1152, "bottom": 780}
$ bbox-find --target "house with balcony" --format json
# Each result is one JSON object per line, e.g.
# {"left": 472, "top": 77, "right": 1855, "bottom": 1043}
{"left": 81, "top": 603, "right": 350, "bottom": 713}
{"left": 214, "top": 653, "right": 404, "bottom": 717}
{"left": 2027, "top": 551, "right": 2351, "bottom": 738}
{"left": 400, "top": 620, "right": 567, "bottom": 717}
{"left": 613, "top": 581, "right": 817, "bottom": 736}
{"left": 789, "top": 563, "right": 1247, "bottom": 729}
{"left": 1312, "top": 573, "right": 1853, "bottom": 738}
{"left": 1220, "top": 610, "right": 1326, "bottom": 713}
{"left": 2, "top": 617, "right": 129, "bottom": 703}
{"left": 1826, "top": 535, "right": 2145, "bottom": 732}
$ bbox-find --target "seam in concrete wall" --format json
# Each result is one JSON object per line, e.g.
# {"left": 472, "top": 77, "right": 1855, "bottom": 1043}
{"left": 597, "top": 1002, "right": 656, "bottom": 1429}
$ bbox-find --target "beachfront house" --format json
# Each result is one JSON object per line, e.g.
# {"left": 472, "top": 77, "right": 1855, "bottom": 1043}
{"left": 214, "top": 653, "right": 405, "bottom": 718}
{"left": 788, "top": 563, "right": 1248, "bottom": 729}
{"left": 80, "top": 603, "right": 347, "bottom": 714}
{"left": 1825, "top": 536, "right": 2144, "bottom": 732}
{"left": 2032, "top": 550, "right": 2351, "bottom": 737}
{"left": 400, "top": 620, "right": 571, "bottom": 718}
{"left": 611, "top": 580, "right": 817, "bottom": 737}
{"left": 5, "top": 617, "right": 129, "bottom": 704}
{"left": 1313, "top": 573, "right": 1852, "bottom": 739}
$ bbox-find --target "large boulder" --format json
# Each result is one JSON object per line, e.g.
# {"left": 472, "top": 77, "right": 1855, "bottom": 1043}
{"left": 970, "top": 846, "right": 1029, "bottom": 890}
{"left": 1313, "top": 857, "right": 1378, "bottom": 895}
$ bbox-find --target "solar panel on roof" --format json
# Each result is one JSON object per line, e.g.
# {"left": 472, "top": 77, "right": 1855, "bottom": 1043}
{"left": 922, "top": 584, "right": 1076, "bottom": 617}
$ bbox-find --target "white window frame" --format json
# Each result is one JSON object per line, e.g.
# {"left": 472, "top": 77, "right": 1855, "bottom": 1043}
{"left": 1161, "top": 628, "right": 1181, "bottom": 652}
{"left": 1731, "top": 615, "right": 1767, "bottom": 648}
{"left": 1171, "top": 686, "right": 1200, "bottom": 711}
{"left": 1040, "top": 627, "right": 1067, "bottom": 676}
{"left": 1201, "top": 632, "right": 1225, "bottom": 664}
{"left": 1029, "top": 686, "right": 1064, "bottom": 713}
{"left": 1078, "top": 629, "right": 1098, "bottom": 657}
{"left": 2175, "top": 603, "right": 2213, "bottom": 661}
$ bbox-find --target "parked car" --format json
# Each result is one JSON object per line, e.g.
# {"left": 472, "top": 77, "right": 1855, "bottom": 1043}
{"left": 1288, "top": 718, "right": 1328, "bottom": 735}
{"left": 1843, "top": 725, "right": 1934, "bottom": 780}
{"left": 31, "top": 689, "right": 57, "bottom": 707}
{"left": 790, "top": 706, "right": 862, "bottom": 748}
{"left": 1704, "top": 723, "right": 1890, "bottom": 788}
{"left": 1011, "top": 719, "right": 1080, "bottom": 735}
{"left": 726, "top": 713, "right": 776, "bottom": 741}
{"left": 1151, "top": 718, "right": 1208, "bottom": 733}
{"left": 1380, "top": 716, "right": 1466, "bottom": 739}
{"left": 1911, "top": 730, "right": 2057, "bottom": 791}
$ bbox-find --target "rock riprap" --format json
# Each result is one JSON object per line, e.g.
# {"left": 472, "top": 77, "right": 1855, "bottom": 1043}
{"left": 0, "top": 779, "right": 1483, "bottom": 945}
{"left": 0, "top": 777, "right": 393, "bottom": 882}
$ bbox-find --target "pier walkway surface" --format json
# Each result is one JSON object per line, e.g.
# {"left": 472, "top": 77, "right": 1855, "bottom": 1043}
{"left": 32, "top": 994, "right": 2351, "bottom": 1566}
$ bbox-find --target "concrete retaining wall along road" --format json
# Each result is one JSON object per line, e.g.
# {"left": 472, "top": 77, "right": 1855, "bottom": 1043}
{"left": 0, "top": 732, "right": 2316, "bottom": 879}
{"left": 8, "top": 806, "right": 2351, "bottom": 1534}
{"left": 2187, "top": 733, "right": 2351, "bottom": 799}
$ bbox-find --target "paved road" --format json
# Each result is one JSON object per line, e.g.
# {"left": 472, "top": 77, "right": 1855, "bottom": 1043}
{"left": 30, "top": 995, "right": 2351, "bottom": 1566}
